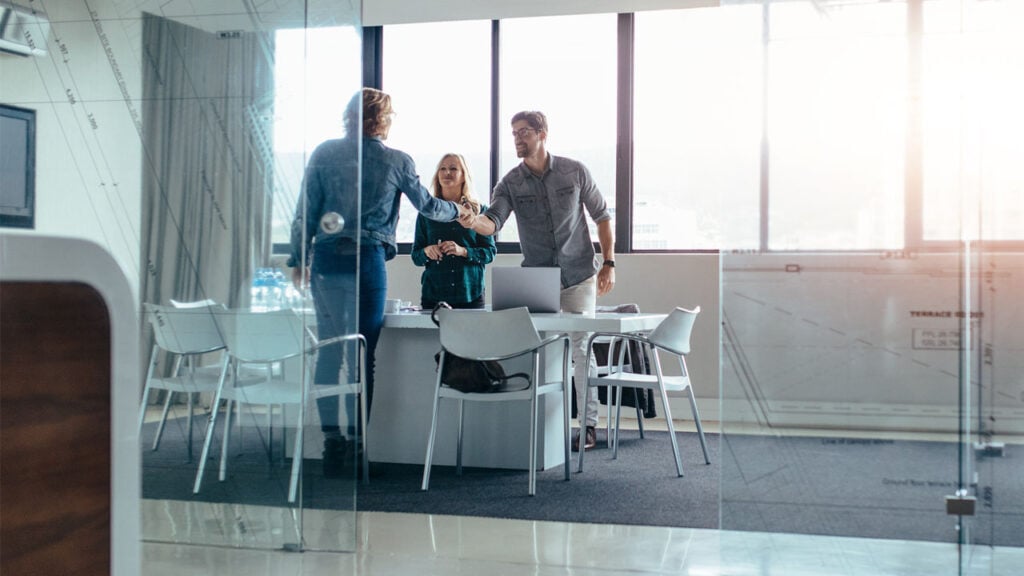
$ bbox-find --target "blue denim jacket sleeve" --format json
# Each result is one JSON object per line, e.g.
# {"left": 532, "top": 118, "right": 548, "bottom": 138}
{"left": 394, "top": 153, "right": 458, "bottom": 223}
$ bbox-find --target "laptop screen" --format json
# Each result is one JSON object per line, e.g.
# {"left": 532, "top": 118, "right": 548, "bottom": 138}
{"left": 490, "top": 267, "right": 561, "bottom": 313}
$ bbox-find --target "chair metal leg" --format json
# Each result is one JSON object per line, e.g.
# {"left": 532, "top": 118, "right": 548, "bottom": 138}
{"left": 152, "top": 391, "right": 173, "bottom": 451}
{"left": 528, "top": 354, "right": 540, "bottom": 496}
{"left": 605, "top": 385, "right": 613, "bottom": 449}
{"left": 154, "top": 355, "right": 189, "bottom": 451}
{"left": 656, "top": 380, "right": 684, "bottom": 477}
{"left": 636, "top": 342, "right": 651, "bottom": 440}
{"left": 612, "top": 386, "right": 623, "bottom": 460}
{"left": 456, "top": 399, "right": 465, "bottom": 476}
{"left": 635, "top": 399, "right": 645, "bottom": 439}
{"left": 193, "top": 361, "right": 230, "bottom": 494}
{"left": 421, "top": 377, "right": 444, "bottom": 491}
{"left": 137, "top": 391, "right": 152, "bottom": 441}
{"left": 288, "top": 397, "right": 304, "bottom": 503}
{"left": 266, "top": 404, "right": 274, "bottom": 463}
{"left": 687, "top": 386, "right": 711, "bottom": 464}
{"left": 576, "top": 377, "right": 591, "bottom": 474}
{"left": 185, "top": 393, "right": 196, "bottom": 461}
{"left": 138, "top": 346, "right": 160, "bottom": 438}
{"left": 219, "top": 398, "right": 234, "bottom": 482}
{"left": 562, "top": 339, "right": 571, "bottom": 481}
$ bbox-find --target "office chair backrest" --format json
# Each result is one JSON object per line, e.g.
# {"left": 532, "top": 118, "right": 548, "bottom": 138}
{"left": 145, "top": 303, "right": 226, "bottom": 355}
{"left": 437, "top": 306, "right": 540, "bottom": 360}
{"left": 648, "top": 306, "right": 700, "bottom": 356}
{"left": 213, "top": 309, "right": 307, "bottom": 363}
{"left": 169, "top": 298, "right": 219, "bottom": 309}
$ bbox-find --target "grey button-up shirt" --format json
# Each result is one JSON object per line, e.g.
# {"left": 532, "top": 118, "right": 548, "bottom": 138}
{"left": 484, "top": 154, "right": 611, "bottom": 288}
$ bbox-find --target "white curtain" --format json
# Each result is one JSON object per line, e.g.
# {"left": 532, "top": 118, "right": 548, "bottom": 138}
{"left": 140, "top": 13, "right": 274, "bottom": 308}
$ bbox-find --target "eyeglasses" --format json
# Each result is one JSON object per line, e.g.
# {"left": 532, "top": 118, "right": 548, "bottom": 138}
{"left": 511, "top": 127, "right": 539, "bottom": 140}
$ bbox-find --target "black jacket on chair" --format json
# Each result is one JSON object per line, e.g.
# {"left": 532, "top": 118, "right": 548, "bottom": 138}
{"left": 572, "top": 301, "right": 658, "bottom": 419}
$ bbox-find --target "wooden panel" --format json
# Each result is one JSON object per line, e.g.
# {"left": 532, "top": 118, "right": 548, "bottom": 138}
{"left": 1, "top": 282, "right": 111, "bottom": 575}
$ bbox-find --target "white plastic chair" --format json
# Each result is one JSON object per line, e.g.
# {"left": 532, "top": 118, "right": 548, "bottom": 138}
{"left": 578, "top": 306, "right": 711, "bottom": 477}
{"left": 168, "top": 298, "right": 219, "bottom": 308}
{"left": 593, "top": 303, "right": 649, "bottom": 448}
{"left": 140, "top": 303, "right": 247, "bottom": 460}
{"left": 170, "top": 298, "right": 277, "bottom": 385}
{"left": 421, "top": 307, "right": 571, "bottom": 496}
{"left": 193, "top": 309, "right": 368, "bottom": 502}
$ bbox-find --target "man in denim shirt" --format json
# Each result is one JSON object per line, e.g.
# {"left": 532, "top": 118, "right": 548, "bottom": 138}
{"left": 459, "top": 110, "right": 616, "bottom": 452}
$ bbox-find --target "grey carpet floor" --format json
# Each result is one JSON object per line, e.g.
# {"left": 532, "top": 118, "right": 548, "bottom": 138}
{"left": 141, "top": 419, "right": 1022, "bottom": 547}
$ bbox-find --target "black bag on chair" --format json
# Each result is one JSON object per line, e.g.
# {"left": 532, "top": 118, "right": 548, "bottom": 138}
{"left": 431, "top": 302, "right": 528, "bottom": 393}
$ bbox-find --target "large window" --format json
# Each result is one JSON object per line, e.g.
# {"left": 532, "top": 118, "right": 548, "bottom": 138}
{"left": 634, "top": 6, "right": 761, "bottom": 250}
{"left": 498, "top": 14, "right": 617, "bottom": 243}
{"left": 922, "top": 0, "right": 1024, "bottom": 242}
{"left": 382, "top": 20, "right": 492, "bottom": 243}
{"left": 272, "top": 26, "right": 361, "bottom": 246}
{"left": 767, "top": 1, "right": 907, "bottom": 250}
{"left": 357, "top": 0, "right": 1024, "bottom": 255}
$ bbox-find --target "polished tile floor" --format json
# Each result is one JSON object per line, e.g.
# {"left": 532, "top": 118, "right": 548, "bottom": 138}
{"left": 141, "top": 408, "right": 1021, "bottom": 575}
{"left": 141, "top": 501, "right": 1024, "bottom": 576}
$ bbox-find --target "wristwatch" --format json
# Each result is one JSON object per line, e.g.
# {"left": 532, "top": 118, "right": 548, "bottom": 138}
{"left": 602, "top": 259, "right": 616, "bottom": 268}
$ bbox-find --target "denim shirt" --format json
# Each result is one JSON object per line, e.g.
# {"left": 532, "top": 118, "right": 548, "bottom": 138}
{"left": 288, "top": 136, "right": 459, "bottom": 267}
{"left": 484, "top": 155, "right": 611, "bottom": 288}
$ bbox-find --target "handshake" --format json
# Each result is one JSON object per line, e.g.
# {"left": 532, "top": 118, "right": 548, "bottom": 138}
{"left": 455, "top": 196, "right": 480, "bottom": 229}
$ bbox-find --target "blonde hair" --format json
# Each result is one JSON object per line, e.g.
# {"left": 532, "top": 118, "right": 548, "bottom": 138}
{"left": 343, "top": 87, "right": 394, "bottom": 138}
{"left": 431, "top": 153, "right": 479, "bottom": 213}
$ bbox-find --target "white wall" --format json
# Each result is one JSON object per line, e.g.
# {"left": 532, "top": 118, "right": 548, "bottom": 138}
{"left": 1, "top": 1, "right": 145, "bottom": 302}
{"left": 389, "top": 251, "right": 1024, "bottom": 434}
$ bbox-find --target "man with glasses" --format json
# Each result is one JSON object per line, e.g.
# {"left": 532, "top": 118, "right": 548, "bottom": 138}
{"left": 458, "top": 110, "right": 616, "bottom": 452}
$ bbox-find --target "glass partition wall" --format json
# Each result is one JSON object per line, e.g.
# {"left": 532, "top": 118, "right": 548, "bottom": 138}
{"left": 717, "top": 1, "right": 1023, "bottom": 574}
{"left": 0, "top": 0, "right": 362, "bottom": 553}
{"left": 135, "top": 0, "right": 363, "bottom": 552}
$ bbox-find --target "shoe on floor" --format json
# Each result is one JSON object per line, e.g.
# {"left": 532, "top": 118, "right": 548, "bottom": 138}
{"left": 571, "top": 426, "right": 597, "bottom": 452}
{"left": 322, "top": 436, "right": 349, "bottom": 479}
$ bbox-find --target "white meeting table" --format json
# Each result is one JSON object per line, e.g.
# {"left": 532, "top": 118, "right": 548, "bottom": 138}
{"left": 368, "top": 311, "right": 667, "bottom": 471}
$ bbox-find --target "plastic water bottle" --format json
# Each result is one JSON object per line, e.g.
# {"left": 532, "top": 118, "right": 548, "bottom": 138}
{"left": 270, "top": 270, "right": 288, "bottom": 310}
{"left": 251, "top": 268, "right": 272, "bottom": 311}
{"left": 282, "top": 277, "right": 302, "bottom": 309}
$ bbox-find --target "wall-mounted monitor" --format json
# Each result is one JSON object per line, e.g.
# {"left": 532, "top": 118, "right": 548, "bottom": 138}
{"left": 0, "top": 103, "right": 35, "bottom": 229}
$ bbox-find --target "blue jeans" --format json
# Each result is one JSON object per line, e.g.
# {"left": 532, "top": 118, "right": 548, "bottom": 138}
{"left": 311, "top": 244, "right": 386, "bottom": 437}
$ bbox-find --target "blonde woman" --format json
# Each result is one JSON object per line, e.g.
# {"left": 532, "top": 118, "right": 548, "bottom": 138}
{"left": 411, "top": 153, "right": 497, "bottom": 310}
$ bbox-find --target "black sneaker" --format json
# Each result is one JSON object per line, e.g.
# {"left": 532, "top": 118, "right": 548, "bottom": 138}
{"left": 322, "top": 437, "right": 348, "bottom": 479}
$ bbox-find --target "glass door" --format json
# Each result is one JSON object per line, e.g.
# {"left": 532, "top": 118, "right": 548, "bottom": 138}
{"left": 923, "top": 1, "right": 1024, "bottom": 572}
{"left": 0, "top": 0, "right": 364, "bottom": 553}
{"left": 127, "top": 0, "right": 362, "bottom": 553}
{"left": 715, "top": 1, "right": 1024, "bottom": 573}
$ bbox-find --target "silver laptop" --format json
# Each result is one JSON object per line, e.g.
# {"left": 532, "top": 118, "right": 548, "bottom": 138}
{"left": 490, "top": 267, "right": 561, "bottom": 313}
